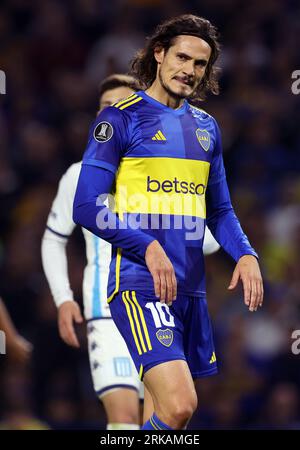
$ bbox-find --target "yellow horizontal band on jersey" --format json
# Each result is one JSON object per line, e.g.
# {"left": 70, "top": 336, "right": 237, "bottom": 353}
{"left": 114, "top": 93, "right": 137, "bottom": 108}
{"left": 114, "top": 157, "right": 210, "bottom": 218}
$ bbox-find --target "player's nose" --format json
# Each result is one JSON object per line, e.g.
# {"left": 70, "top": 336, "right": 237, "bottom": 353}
{"left": 182, "top": 60, "right": 195, "bottom": 76}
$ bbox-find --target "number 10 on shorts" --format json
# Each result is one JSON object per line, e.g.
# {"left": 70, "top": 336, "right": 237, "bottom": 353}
{"left": 145, "top": 302, "right": 175, "bottom": 328}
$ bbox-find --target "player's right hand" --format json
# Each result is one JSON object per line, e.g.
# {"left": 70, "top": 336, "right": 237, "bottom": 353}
{"left": 145, "top": 240, "right": 177, "bottom": 305}
{"left": 58, "top": 301, "right": 83, "bottom": 348}
{"left": 7, "top": 335, "right": 33, "bottom": 364}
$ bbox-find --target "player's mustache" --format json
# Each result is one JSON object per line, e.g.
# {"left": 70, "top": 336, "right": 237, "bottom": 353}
{"left": 174, "top": 75, "right": 195, "bottom": 86}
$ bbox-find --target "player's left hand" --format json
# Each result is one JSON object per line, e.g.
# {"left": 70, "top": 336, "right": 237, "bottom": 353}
{"left": 228, "top": 255, "right": 263, "bottom": 312}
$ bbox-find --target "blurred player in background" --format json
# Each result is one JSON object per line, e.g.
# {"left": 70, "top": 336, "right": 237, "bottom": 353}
{"left": 42, "top": 74, "right": 142, "bottom": 430}
{"left": 73, "top": 14, "right": 263, "bottom": 430}
{"left": 41, "top": 73, "right": 220, "bottom": 430}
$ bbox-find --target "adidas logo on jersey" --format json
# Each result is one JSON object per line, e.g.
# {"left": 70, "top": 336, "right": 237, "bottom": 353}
{"left": 152, "top": 130, "right": 167, "bottom": 141}
{"left": 210, "top": 351, "right": 217, "bottom": 364}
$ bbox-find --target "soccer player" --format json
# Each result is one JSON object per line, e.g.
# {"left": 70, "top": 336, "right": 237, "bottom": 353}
{"left": 73, "top": 15, "right": 263, "bottom": 430}
{"left": 42, "top": 72, "right": 219, "bottom": 429}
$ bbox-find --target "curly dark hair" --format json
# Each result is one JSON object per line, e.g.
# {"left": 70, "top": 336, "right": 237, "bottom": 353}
{"left": 130, "top": 14, "right": 221, "bottom": 101}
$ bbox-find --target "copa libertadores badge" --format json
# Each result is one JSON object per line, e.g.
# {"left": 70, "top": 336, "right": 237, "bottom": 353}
{"left": 93, "top": 121, "right": 113, "bottom": 143}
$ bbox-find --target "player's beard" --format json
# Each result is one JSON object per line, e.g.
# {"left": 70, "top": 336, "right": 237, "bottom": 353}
{"left": 159, "top": 68, "right": 196, "bottom": 101}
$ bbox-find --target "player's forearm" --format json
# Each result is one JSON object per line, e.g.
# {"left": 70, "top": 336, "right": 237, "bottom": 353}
{"left": 206, "top": 179, "right": 257, "bottom": 261}
{"left": 0, "top": 298, "right": 18, "bottom": 340}
{"left": 208, "top": 209, "right": 257, "bottom": 261}
{"left": 41, "top": 230, "right": 75, "bottom": 307}
{"left": 73, "top": 164, "right": 155, "bottom": 260}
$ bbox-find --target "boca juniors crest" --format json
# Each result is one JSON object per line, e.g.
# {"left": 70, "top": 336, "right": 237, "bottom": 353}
{"left": 196, "top": 128, "right": 210, "bottom": 151}
{"left": 156, "top": 329, "right": 174, "bottom": 347}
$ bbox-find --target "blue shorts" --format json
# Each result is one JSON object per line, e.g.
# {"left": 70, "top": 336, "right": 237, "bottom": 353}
{"left": 109, "top": 290, "right": 218, "bottom": 380}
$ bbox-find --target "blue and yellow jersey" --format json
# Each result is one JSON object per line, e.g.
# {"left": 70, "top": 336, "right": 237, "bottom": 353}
{"left": 82, "top": 90, "right": 256, "bottom": 300}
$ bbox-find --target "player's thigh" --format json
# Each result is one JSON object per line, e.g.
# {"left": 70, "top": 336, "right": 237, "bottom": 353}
{"left": 183, "top": 297, "right": 218, "bottom": 379}
{"left": 109, "top": 290, "right": 186, "bottom": 379}
{"left": 143, "top": 385, "right": 154, "bottom": 423}
{"left": 87, "top": 319, "right": 141, "bottom": 400}
{"left": 143, "top": 359, "right": 197, "bottom": 414}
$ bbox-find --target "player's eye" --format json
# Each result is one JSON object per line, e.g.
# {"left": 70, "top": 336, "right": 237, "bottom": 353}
{"left": 196, "top": 60, "right": 208, "bottom": 68}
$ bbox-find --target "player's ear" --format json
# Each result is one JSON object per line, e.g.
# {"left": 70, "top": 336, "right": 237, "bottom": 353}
{"left": 154, "top": 46, "right": 164, "bottom": 64}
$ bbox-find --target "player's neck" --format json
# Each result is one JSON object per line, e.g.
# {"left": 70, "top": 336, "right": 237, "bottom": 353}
{"left": 146, "top": 80, "right": 185, "bottom": 110}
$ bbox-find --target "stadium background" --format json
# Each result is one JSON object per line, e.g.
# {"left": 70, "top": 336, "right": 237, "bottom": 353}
{"left": 0, "top": 0, "right": 300, "bottom": 429}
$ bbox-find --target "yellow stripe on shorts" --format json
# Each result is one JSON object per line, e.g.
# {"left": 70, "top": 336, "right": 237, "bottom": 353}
{"left": 139, "top": 364, "right": 144, "bottom": 380}
{"left": 125, "top": 291, "right": 147, "bottom": 353}
{"left": 150, "top": 417, "right": 159, "bottom": 430}
{"left": 122, "top": 291, "right": 142, "bottom": 355}
{"left": 131, "top": 291, "right": 152, "bottom": 351}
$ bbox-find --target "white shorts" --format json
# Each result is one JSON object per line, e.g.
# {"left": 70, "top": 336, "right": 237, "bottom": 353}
{"left": 87, "top": 318, "right": 143, "bottom": 399}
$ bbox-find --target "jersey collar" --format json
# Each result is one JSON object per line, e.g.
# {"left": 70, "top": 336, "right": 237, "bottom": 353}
{"left": 138, "top": 90, "right": 189, "bottom": 116}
